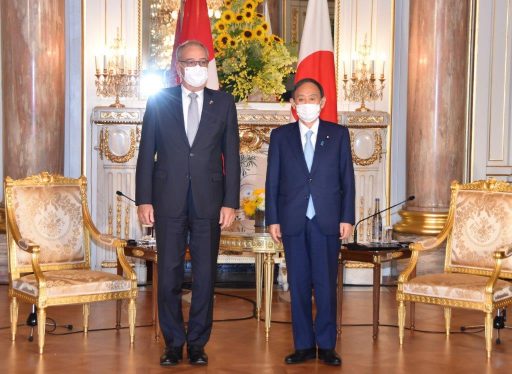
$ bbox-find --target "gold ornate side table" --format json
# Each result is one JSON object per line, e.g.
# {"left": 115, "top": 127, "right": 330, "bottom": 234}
{"left": 220, "top": 222, "right": 284, "bottom": 341}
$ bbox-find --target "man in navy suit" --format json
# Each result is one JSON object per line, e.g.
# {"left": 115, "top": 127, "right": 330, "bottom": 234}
{"left": 266, "top": 78, "right": 355, "bottom": 366}
{"left": 136, "top": 40, "right": 240, "bottom": 366}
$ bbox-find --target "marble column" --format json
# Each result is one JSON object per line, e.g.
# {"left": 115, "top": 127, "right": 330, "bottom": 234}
{"left": 394, "top": 0, "right": 470, "bottom": 235}
{"left": 1, "top": 0, "right": 65, "bottom": 180}
{"left": 0, "top": 0, "right": 65, "bottom": 283}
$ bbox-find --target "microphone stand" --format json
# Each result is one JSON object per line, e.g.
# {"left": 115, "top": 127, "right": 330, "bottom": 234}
{"left": 353, "top": 195, "right": 415, "bottom": 244}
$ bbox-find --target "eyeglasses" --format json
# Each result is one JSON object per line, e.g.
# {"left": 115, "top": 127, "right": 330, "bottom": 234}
{"left": 179, "top": 59, "right": 209, "bottom": 68}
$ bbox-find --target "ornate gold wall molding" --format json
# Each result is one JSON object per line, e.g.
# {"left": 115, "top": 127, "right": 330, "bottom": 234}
{"left": 350, "top": 130, "right": 383, "bottom": 166}
{"left": 98, "top": 128, "right": 137, "bottom": 164}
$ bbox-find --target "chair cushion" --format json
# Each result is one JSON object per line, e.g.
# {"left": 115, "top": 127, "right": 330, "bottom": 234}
{"left": 12, "top": 270, "right": 132, "bottom": 298}
{"left": 403, "top": 273, "right": 512, "bottom": 303}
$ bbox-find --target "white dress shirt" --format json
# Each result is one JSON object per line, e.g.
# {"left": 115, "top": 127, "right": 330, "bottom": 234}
{"left": 181, "top": 86, "right": 204, "bottom": 132}
{"left": 299, "top": 119, "right": 320, "bottom": 150}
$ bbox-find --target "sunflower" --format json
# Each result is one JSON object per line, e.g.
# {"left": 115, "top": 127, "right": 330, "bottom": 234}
{"left": 254, "top": 25, "right": 265, "bottom": 39}
{"left": 234, "top": 13, "right": 244, "bottom": 23}
{"left": 228, "top": 38, "right": 238, "bottom": 48}
{"left": 272, "top": 35, "right": 283, "bottom": 44}
{"left": 221, "top": 9, "right": 236, "bottom": 23}
{"left": 255, "top": 13, "right": 264, "bottom": 19}
{"left": 224, "top": 0, "right": 232, "bottom": 7}
{"left": 242, "top": 29, "right": 253, "bottom": 40}
{"left": 263, "top": 36, "right": 270, "bottom": 44}
{"left": 260, "top": 21, "right": 269, "bottom": 31}
{"left": 243, "top": 9, "right": 254, "bottom": 21}
{"left": 215, "top": 33, "right": 231, "bottom": 49}
{"left": 243, "top": 0, "right": 257, "bottom": 10}
{"left": 214, "top": 20, "right": 227, "bottom": 33}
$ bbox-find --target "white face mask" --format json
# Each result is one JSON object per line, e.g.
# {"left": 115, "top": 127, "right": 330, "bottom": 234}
{"left": 296, "top": 103, "right": 321, "bottom": 123}
{"left": 183, "top": 65, "right": 208, "bottom": 87}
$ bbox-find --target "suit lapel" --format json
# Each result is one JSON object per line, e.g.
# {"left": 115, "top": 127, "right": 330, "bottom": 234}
{"left": 310, "top": 121, "right": 329, "bottom": 175}
{"left": 287, "top": 122, "right": 310, "bottom": 176}
{"left": 167, "top": 87, "right": 189, "bottom": 147}
{"left": 190, "top": 88, "right": 214, "bottom": 148}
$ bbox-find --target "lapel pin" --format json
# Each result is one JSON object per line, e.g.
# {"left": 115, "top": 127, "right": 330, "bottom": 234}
{"left": 326, "top": 135, "right": 330, "bottom": 139}
{"left": 209, "top": 100, "right": 214, "bottom": 104}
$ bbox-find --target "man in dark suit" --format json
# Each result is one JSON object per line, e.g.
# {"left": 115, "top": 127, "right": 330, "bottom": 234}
{"left": 266, "top": 78, "right": 355, "bottom": 366}
{"left": 136, "top": 40, "right": 240, "bottom": 366}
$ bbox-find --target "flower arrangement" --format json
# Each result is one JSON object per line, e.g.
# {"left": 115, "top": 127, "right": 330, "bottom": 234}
{"left": 212, "top": 0, "right": 297, "bottom": 101}
{"left": 241, "top": 188, "right": 265, "bottom": 217}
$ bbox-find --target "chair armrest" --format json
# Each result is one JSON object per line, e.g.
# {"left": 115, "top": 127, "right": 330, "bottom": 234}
{"left": 485, "top": 245, "right": 512, "bottom": 297}
{"left": 10, "top": 237, "right": 46, "bottom": 286}
{"left": 494, "top": 245, "right": 512, "bottom": 259}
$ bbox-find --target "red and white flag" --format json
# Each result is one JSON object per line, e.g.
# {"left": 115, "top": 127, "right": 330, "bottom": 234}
{"left": 293, "top": 0, "right": 337, "bottom": 123}
{"left": 170, "top": 0, "right": 219, "bottom": 89}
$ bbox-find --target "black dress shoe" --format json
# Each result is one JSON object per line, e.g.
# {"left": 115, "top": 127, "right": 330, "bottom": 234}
{"left": 318, "top": 348, "right": 342, "bottom": 366}
{"left": 188, "top": 345, "right": 208, "bottom": 365}
{"left": 284, "top": 348, "right": 317, "bottom": 364}
{"left": 160, "top": 346, "right": 183, "bottom": 366}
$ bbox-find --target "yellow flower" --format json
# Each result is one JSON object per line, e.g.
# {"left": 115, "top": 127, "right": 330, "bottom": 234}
{"left": 216, "top": 33, "right": 231, "bottom": 49}
{"left": 228, "top": 38, "right": 238, "bottom": 48}
{"left": 244, "top": 0, "right": 257, "bottom": 10}
{"left": 255, "top": 12, "right": 264, "bottom": 19}
{"left": 215, "top": 20, "right": 227, "bottom": 33}
{"left": 254, "top": 25, "right": 265, "bottom": 40}
{"left": 260, "top": 21, "right": 269, "bottom": 31}
{"left": 234, "top": 13, "right": 244, "bottom": 23}
{"left": 272, "top": 35, "right": 283, "bottom": 44}
{"left": 224, "top": 0, "right": 233, "bottom": 7}
{"left": 243, "top": 9, "right": 254, "bottom": 21}
{"left": 242, "top": 29, "right": 253, "bottom": 40}
{"left": 242, "top": 188, "right": 265, "bottom": 217}
{"left": 222, "top": 10, "right": 236, "bottom": 23}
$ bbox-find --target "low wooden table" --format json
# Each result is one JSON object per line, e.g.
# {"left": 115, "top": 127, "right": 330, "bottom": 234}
{"left": 337, "top": 242, "right": 413, "bottom": 339}
{"left": 116, "top": 244, "right": 160, "bottom": 341}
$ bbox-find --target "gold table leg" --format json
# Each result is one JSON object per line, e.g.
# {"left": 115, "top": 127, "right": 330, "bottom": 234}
{"left": 255, "top": 253, "right": 263, "bottom": 320}
{"left": 264, "top": 252, "right": 275, "bottom": 341}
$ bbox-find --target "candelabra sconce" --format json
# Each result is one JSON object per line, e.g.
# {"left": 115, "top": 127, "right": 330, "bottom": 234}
{"left": 342, "top": 67, "right": 385, "bottom": 112}
{"left": 342, "top": 37, "right": 386, "bottom": 112}
{"left": 95, "top": 31, "right": 140, "bottom": 108}
{"left": 95, "top": 69, "right": 140, "bottom": 108}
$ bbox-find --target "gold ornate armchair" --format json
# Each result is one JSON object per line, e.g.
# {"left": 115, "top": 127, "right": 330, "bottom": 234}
{"left": 5, "top": 172, "right": 138, "bottom": 354}
{"left": 397, "top": 179, "right": 512, "bottom": 358}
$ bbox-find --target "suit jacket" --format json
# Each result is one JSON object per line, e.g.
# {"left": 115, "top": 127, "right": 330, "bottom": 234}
{"left": 265, "top": 120, "right": 355, "bottom": 236}
{"left": 135, "top": 86, "right": 240, "bottom": 219}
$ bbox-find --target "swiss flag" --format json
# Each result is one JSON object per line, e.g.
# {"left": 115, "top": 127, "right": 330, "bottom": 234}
{"left": 293, "top": 0, "right": 337, "bottom": 123}
{"left": 170, "top": 0, "right": 219, "bottom": 89}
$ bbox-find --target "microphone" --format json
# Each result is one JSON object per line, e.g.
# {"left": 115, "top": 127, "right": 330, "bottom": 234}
{"left": 116, "top": 190, "right": 136, "bottom": 204}
{"left": 353, "top": 195, "right": 415, "bottom": 244}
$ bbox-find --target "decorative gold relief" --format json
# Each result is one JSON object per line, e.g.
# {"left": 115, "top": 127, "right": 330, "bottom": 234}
{"left": 350, "top": 130, "right": 382, "bottom": 166}
{"left": 239, "top": 125, "right": 274, "bottom": 153}
{"left": 99, "top": 110, "right": 141, "bottom": 122}
{"left": 347, "top": 115, "right": 386, "bottom": 124}
{"left": 98, "top": 128, "right": 137, "bottom": 164}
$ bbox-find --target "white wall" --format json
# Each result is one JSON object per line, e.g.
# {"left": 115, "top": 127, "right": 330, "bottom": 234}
{"left": 65, "top": 0, "right": 83, "bottom": 178}
{"left": 472, "top": 0, "right": 512, "bottom": 181}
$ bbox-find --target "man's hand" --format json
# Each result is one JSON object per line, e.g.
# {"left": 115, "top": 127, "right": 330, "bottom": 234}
{"left": 219, "top": 207, "right": 236, "bottom": 229}
{"left": 340, "top": 223, "right": 353, "bottom": 240}
{"left": 138, "top": 204, "right": 154, "bottom": 225}
{"left": 269, "top": 224, "right": 282, "bottom": 244}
